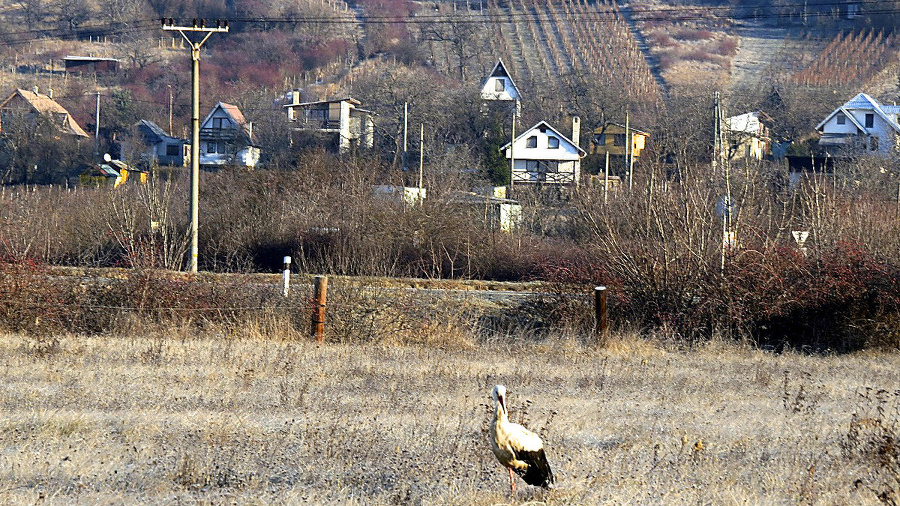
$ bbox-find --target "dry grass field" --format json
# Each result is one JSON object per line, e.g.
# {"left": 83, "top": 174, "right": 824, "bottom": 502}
{"left": 1, "top": 328, "right": 899, "bottom": 504}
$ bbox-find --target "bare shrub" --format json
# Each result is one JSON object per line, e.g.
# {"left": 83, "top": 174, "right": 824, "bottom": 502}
{"left": 842, "top": 388, "right": 900, "bottom": 505}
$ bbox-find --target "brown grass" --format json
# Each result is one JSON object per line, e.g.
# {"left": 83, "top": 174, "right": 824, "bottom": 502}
{"left": 1, "top": 328, "right": 898, "bottom": 504}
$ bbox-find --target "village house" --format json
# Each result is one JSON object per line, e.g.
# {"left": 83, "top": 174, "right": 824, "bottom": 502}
{"left": 725, "top": 111, "right": 770, "bottom": 161}
{"left": 282, "top": 92, "right": 375, "bottom": 154}
{"left": 79, "top": 155, "right": 147, "bottom": 188}
{"left": 127, "top": 119, "right": 189, "bottom": 167}
{"left": 816, "top": 92, "right": 900, "bottom": 156}
{"left": 501, "top": 118, "right": 585, "bottom": 186}
{"left": 0, "top": 87, "right": 89, "bottom": 138}
{"left": 199, "top": 102, "right": 260, "bottom": 168}
{"left": 480, "top": 59, "right": 522, "bottom": 103}
{"left": 589, "top": 122, "right": 649, "bottom": 160}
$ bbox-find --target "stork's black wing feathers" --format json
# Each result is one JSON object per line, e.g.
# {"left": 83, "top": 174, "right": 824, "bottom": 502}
{"left": 513, "top": 448, "right": 555, "bottom": 488}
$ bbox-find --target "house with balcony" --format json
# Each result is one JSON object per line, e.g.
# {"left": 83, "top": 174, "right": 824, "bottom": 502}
{"left": 199, "top": 102, "right": 260, "bottom": 168}
{"left": 500, "top": 118, "right": 585, "bottom": 186}
{"left": 816, "top": 92, "right": 900, "bottom": 157}
{"left": 282, "top": 92, "right": 374, "bottom": 154}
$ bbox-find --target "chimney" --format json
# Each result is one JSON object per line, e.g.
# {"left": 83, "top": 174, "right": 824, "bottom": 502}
{"left": 572, "top": 116, "right": 581, "bottom": 148}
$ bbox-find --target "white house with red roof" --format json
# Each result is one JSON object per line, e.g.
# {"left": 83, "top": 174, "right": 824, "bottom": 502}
{"left": 816, "top": 93, "right": 900, "bottom": 156}
{"left": 199, "top": 102, "right": 260, "bottom": 168}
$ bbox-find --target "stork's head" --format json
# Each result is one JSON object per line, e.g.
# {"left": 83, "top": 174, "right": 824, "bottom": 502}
{"left": 492, "top": 384, "right": 507, "bottom": 413}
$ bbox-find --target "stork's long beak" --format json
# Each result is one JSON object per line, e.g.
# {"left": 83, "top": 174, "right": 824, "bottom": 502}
{"left": 498, "top": 395, "right": 506, "bottom": 413}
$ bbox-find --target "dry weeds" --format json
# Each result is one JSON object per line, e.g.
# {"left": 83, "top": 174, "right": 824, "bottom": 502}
{"left": 0, "top": 330, "right": 898, "bottom": 504}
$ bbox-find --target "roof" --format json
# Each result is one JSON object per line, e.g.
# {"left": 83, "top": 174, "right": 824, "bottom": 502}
{"left": 500, "top": 120, "right": 587, "bottom": 156}
{"left": 595, "top": 122, "right": 650, "bottom": 136}
{"left": 136, "top": 119, "right": 169, "bottom": 143}
{"left": 725, "top": 112, "right": 768, "bottom": 134}
{"left": 0, "top": 88, "right": 90, "bottom": 137}
{"left": 82, "top": 164, "right": 120, "bottom": 177}
{"left": 289, "top": 97, "right": 363, "bottom": 108}
{"left": 3, "top": 88, "right": 71, "bottom": 115}
{"left": 218, "top": 102, "right": 247, "bottom": 125}
{"left": 200, "top": 102, "right": 252, "bottom": 139}
{"left": 481, "top": 59, "right": 522, "bottom": 101}
{"left": 64, "top": 56, "right": 120, "bottom": 62}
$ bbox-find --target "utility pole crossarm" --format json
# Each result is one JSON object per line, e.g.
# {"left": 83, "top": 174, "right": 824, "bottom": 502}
{"left": 161, "top": 19, "right": 229, "bottom": 33}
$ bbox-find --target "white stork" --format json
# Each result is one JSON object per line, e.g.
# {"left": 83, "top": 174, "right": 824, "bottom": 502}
{"left": 490, "top": 384, "right": 555, "bottom": 494}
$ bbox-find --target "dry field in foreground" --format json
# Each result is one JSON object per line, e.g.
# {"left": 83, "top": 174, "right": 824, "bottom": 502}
{"left": 1, "top": 331, "right": 899, "bottom": 504}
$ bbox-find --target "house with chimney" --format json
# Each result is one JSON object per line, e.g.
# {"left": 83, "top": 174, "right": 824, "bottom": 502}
{"left": 0, "top": 87, "right": 89, "bottom": 138}
{"left": 500, "top": 118, "right": 585, "bottom": 186}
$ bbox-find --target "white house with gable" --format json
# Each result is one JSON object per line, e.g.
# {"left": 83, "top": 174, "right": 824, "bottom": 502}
{"left": 816, "top": 93, "right": 900, "bottom": 156}
{"left": 199, "top": 102, "right": 260, "bottom": 168}
{"left": 501, "top": 118, "right": 585, "bottom": 186}
{"left": 481, "top": 59, "right": 521, "bottom": 103}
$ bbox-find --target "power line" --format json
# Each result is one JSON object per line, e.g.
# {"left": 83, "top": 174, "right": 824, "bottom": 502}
{"left": 1, "top": 0, "right": 899, "bottom": 46}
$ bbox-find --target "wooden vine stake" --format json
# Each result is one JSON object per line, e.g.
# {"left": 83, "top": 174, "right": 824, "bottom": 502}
{"left": 312, "top": 276, "right": 328, "bottom": 342}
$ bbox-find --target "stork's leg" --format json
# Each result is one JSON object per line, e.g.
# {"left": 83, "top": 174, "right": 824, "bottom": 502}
{"left": 508, "top": 467, "right": 516, "bottom": 495}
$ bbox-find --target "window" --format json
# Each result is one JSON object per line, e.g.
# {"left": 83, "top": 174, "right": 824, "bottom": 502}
{"left": 218, "top": 142, "right": 228, "bottom": 154}
{"left": 494, "top": 79, "right": 504, "bottom": 92}
{"left": 525, "top": 160, "right": 540, "bottom": 172}
{"left": 212, "top": 117, "right": 228, "bottom": 129}
{"left": 548, "top": 136, "right": 560, "bottom": 149}
{"left": 613, "top": 134, "right": 626, "bottom": 146}
{"left": 871, "top": 136, "right": 879, "bottom": 151}
{"left": 166, "top": 144, "right": 180, "bottom": 156}
{"left": 526, "top": 136, "right": 537, "bottom": 148}
{"left": 865, "top": 113, "right": 874, "bottom": 128}
{"left": 595, "top": 134, "right": 607, "bottom": 145}
{"left": 836, "top": 112, "right": 846, "bottom": 125}
{"left": 541, "top": 160, "right": 559, "bottom": 173}
{"left": 207, "top": 142, "right": 217, "bottom": 154}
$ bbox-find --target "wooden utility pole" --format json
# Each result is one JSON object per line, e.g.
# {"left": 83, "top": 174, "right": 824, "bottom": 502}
{"left": 312, "top": 276, "right": 328, "bottom": 342}
{"left": 162, "top": 18, "right": 228, "bottom": 273}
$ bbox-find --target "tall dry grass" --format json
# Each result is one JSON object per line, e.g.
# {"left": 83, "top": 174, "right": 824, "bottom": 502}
{"left": 0, "top": 326, "right": 898, "bottom": 504}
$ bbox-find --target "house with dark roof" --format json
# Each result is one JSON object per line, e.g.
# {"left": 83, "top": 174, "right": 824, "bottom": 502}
{"left": 199, "top": 102, "right": 260, "bottom": 168}
{"left": 132, "top": 119, "right": 189, "bottom": 167}
{"left": 816, "top": 92, "right": 900, "bottom": 156}
{"left": 480, "top": 59, "right": 522, "bottom": 103}
{"left": 0, "top": 87, "right": 89, "bottom": 138}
